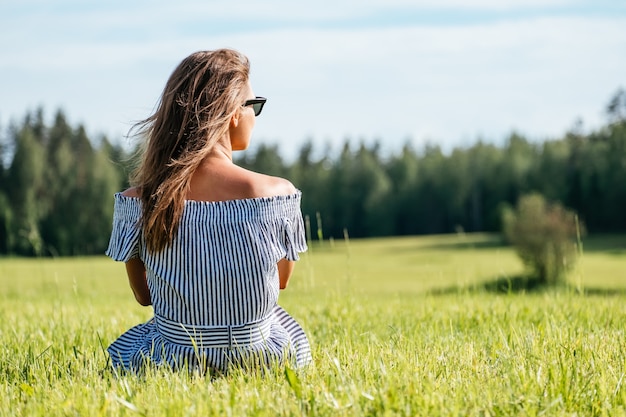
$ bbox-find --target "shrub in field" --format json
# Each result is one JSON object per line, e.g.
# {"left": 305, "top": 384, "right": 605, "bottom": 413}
{"left": 502, "top": 193, "right": 583, "bottom": 285}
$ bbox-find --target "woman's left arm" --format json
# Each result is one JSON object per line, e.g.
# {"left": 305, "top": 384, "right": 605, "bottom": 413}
{"left": 125, "top": 258, "right": 152, "bottom": 306}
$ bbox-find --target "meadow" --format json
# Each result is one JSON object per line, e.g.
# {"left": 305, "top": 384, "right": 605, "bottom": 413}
{"left": 1, "top": 233, "right": 626, "bottom": 416}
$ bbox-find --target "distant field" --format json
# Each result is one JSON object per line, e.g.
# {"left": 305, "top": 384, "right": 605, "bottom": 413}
{"left": 1, "top": 233, "right": 626, "bottom": 416}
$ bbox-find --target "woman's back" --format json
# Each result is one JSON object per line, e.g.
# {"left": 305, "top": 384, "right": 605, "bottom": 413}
{"left": 106, "top": 188, "right": 310, "bottom": 371}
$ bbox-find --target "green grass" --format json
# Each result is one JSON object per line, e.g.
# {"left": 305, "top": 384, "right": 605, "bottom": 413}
{"left": 1, "top": 233, "right": 626, "bottom": 416}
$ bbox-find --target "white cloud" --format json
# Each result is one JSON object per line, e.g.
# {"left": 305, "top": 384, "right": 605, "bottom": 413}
{"left": 243, "top": 17, "right": 626, "bottom": 149}
{"left": 1, "top": 0, "right": 580, "bottom": 28}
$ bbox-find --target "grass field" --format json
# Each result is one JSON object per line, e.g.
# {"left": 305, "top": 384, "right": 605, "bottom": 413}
{"left": 1, "top": 233, "right": 626, "bottom": 416}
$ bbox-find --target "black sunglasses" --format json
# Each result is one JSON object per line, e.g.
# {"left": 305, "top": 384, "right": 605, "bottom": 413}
{"left": 243, "top": 97, "right": 267, "bottom": 116}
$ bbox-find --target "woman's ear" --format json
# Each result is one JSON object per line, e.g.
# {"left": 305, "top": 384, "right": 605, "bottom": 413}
{"left": 230, "top": 109, "right": 240, "bottom": 128}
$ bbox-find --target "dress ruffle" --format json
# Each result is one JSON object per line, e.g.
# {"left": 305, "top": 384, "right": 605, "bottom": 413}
{"left": 107, "top": 305, "right": 311, "bottom": 374}
{"left": 105, "top": 195, "right": 142, "bottom": 262}
{"left": 105, "top": 192, "right": 308, "bottom": 263}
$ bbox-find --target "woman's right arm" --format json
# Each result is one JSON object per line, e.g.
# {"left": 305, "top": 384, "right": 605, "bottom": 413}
{"left": 277, "top": 258, "right": 295, "bottom": 289}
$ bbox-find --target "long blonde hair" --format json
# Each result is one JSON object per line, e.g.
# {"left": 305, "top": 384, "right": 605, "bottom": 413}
{"left": 129, "top": 49, "right": 250, "bottom": 253}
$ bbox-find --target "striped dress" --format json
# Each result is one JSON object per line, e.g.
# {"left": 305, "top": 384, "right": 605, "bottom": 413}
{"left": 105, "top": 191, "right": 311, "bottom": 374}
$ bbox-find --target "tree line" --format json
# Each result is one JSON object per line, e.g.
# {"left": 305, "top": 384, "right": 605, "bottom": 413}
{"left": 0, "top": 110, "right": 127, "bottom": 256}
{"left": 1, "top": 89, "right": 625, "bottom": 256}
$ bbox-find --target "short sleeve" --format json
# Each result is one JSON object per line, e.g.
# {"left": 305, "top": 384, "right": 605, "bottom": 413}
{"left": 105, "top": 194, "right": 142, "bottom": 262}
{"left": 282, "top": 203, "right": 308, "bottom": 261}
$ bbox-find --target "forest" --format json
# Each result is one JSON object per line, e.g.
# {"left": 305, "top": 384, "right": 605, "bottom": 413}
{"left": 0, "top": 89, "right": 625, "bottom": 256}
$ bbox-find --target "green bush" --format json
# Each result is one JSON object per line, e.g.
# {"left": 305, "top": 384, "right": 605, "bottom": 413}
{"left": 502, "top": 193, "right": 583, "bottom": 285}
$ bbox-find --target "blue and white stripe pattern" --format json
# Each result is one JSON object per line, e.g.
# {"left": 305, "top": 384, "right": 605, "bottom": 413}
{"left": 105, "top": 192, "right": 311, "bottom": 374}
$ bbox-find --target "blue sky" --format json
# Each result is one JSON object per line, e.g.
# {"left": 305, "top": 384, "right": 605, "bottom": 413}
{"left": 1, "top": 0, "right": 625, "bottom": 159}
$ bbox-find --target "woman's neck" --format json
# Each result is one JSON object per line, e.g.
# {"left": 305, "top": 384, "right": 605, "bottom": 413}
{"left": 206, "top": 142, "right": 234, "bottom": 162}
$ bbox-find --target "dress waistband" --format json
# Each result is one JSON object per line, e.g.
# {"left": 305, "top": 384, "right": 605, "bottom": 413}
{"left": 154, "top": 314, "right": 273, "bottom": 348}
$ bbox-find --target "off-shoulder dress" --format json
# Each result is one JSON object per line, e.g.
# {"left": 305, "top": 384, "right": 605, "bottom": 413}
{"left": 105, "top": 191, "right": 311, "bottom": 374}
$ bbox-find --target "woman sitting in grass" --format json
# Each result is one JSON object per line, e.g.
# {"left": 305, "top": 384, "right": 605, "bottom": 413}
{"left": 105, "top": 48, "right": 311, "bottom": 375}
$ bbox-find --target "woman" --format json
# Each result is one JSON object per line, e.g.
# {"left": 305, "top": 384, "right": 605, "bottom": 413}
{"left": 105, "top": 49, "right": 311, "bottom": 374}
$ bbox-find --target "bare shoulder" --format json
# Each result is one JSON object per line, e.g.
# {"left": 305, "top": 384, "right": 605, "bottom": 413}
{"left": 121, "top": 187, "right": 140, "bottom": 198}
{"left": 245, "top": 170, "right": 297, "bottom": 198}
{"left": 188, "top": 161, "right": 297, "bottom": 202}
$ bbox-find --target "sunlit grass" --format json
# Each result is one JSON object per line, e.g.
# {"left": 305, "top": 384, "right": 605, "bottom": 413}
{"left": 1, "top": 233, "right": 626, "bottom": 416}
